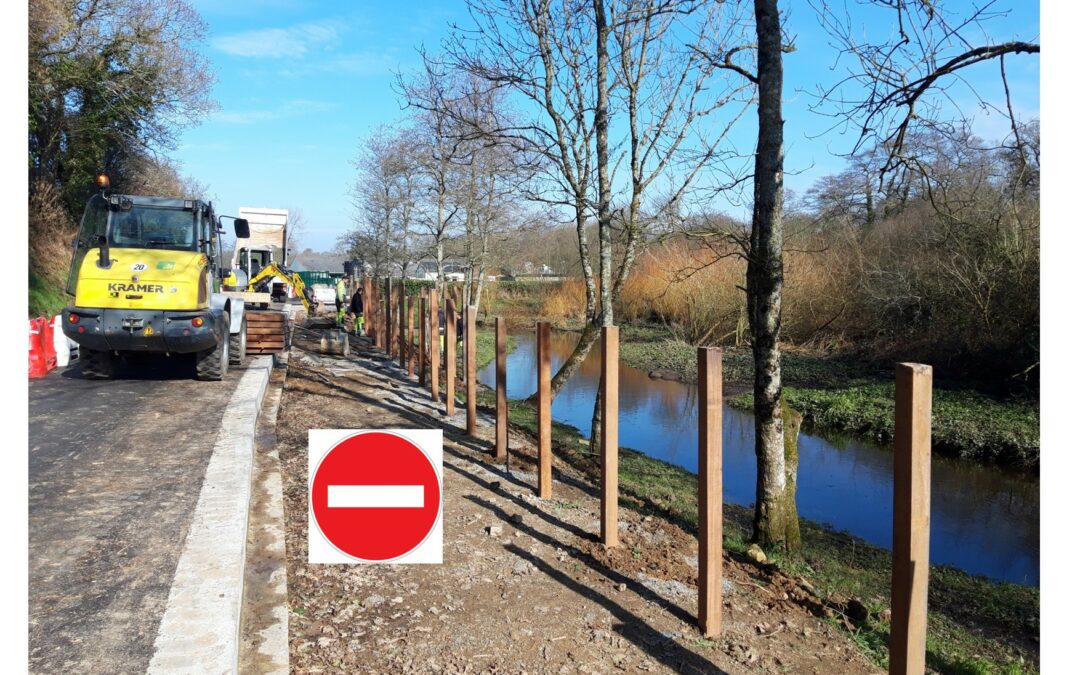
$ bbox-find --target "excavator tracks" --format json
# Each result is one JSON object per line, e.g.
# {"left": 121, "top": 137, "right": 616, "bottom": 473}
{"left": 245, "top": 311, "right": 288, "bottom": 354}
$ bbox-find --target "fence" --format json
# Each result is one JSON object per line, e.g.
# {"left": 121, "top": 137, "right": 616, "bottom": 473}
{"left": 356, "top": 276, "right": 934, "bottom": 668}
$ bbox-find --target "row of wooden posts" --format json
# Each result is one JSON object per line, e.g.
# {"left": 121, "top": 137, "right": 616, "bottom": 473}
{"left": 360, "top": 276, "right": 932, "bottom": 675}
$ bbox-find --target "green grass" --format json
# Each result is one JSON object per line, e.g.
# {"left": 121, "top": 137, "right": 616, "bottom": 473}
{"left": 474, "top": 384, "right": 1038, "bottom": 673}
{"left": 474, "top": 330, "right": 516, "bottom": 370}
{"left": 29, "top": 268, "right": 68, "bottom": 318}
{"left": 729, "top": 384, "right": 1039, "bottom": 470}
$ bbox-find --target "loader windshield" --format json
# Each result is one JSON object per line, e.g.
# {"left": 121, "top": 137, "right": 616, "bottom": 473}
{"left": 109, "top": 205, "right": 198, "bottom": 251}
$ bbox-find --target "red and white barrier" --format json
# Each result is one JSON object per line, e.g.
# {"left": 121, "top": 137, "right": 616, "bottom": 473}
{"left": 52, "top": 314, "right": 75, "bottom": 367}
{"left": 29, "top": 317, "right": 52, "bottom": 378}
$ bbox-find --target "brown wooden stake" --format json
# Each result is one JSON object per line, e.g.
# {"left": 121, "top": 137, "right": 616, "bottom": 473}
{"left": 890, "top": 363, "right": 932, "bottom": 675}
{"left": 536, "top": 321, "right": 552, "bottom": 499}
{"left": 466, "top": 306, "right": 478, "bottom": 436}
{"left": 601, "top": 325, "right": 620, "bottom": 548}
{"left": 418, "top": 295, "right": 427, "bottom": 384}
{"left": 429, "top": 289, "right": 440, "bottom": 402}
{"left": 445, "top": 298, "right": 457, "bottom": 417}
{"left": 697, "top": 347, "right": 724, "bottom": 638}
{"left": 407, "top": 295, "right": 415, "bottom": 377}
{"left": 386, "top": 285, "right": 393, "bottom": 353}
{"left": 362, "top": 278, "right": 370, "bottom": 338}
{"left": 373, "top": 279, "right": 380, "bottom": 345}
{"left": 459, "top": 306, "right": 467, "bottom": 388}
{"left": 495, "top": 317, "right": 508, "bottom": 462}
{"left": 398, "top": 282, "right": 407, "bottom": 368}
{"left": 384, "top": 278, "right": 392, "bottom": 355}
{"left": 392, "top": 285, "right": 401, "bottom": 360}
{"left": 372, "top": 281, "right": 381, "bottom": 349}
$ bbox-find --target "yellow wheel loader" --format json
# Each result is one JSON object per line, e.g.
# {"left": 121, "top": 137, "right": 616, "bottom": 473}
{"left": 61, "top": 175, "right": 252, "bottom": 380}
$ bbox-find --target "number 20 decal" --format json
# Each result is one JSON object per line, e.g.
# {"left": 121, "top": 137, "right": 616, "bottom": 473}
{"left": 131, "top": 262, "right": 148, "bottom": 271}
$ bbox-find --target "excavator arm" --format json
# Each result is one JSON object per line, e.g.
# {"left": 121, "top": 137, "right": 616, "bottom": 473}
{"left": 248, "top": 261, "right": 319, "bottom": 315}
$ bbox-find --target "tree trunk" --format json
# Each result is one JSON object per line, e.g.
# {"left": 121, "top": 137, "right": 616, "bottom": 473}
{"left": 748, "top": 0, "right": 799, "bottom": 550}
{"left": 594, "top": 0, "right": 614, "bottom": 327}
{"left": 535, "top": 321, "right": 599, "bottom": 402}
{"left": 587, "top": 385, "right": 603, "bottom": 455}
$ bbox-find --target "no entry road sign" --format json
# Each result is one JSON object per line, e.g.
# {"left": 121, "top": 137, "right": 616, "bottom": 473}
{"left": 309, "top": 429, "right": 443, "bottom": 564}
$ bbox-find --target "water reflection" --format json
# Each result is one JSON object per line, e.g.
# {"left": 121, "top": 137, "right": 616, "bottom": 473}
{"left": 479, "top": 330, "right": 1040, "bottom": 586}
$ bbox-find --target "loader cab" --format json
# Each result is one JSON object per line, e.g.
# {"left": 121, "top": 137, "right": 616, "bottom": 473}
{"left": 66, "top": 193, "right": 211, "bottom": 296}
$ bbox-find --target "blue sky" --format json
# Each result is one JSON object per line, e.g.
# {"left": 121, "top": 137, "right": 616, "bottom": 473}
{"left": 176, "top": 0, "right": 1040, "bottom": 252}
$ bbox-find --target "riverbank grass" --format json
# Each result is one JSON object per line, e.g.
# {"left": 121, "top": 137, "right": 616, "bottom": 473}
{"left": 730, "top": 384, "right": 1038, "bottom": 470}
{"left": 470, "top": 383, "right": 1038, "bottom": 674}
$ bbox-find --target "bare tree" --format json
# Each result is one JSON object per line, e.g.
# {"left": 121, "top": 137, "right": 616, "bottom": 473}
{"left": 346, "top": 127, "right": 421, "bottom": 279}
{"left": 283, "top": 207, "right": 308, "bottom": 264}
{"left": 813, "top": 0, "right": 1039, "bottom": 182}
{"left": 397, "top": 55, "right": 467, "bottom": 301}
{"left": 446, "top": 0, "right": 602, "bottom": 397}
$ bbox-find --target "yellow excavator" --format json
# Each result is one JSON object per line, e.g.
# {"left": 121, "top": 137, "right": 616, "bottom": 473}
{"left": 219, "top": 206, "right": 319, "bottom": 353}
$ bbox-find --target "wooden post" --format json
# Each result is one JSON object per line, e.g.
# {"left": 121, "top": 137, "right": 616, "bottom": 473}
{"left": 391, "top": 284, "right": 400, "bottom": 360}
{"left": 384, "top": 278, "right": 392, "bottom": 356}
{"left": 428, "top": 289, "right": 440, "bottom": 402}
{"left": 362, "top": 278, "right": 370, "bottom": 338}
{"left": 459, "top": 304, "right": 467, "bottom": 388}
{"left": 495, "top": 317, "right": 508, "bottom": 462}
{"left": 362, "top": 278, "right": 370, "bottom": 337}
{"left": 697, "top": 347, "right": 723, "bottom": 638}
{"left": 536, "top": 322, "right": 552, "bottom": 499}
{"left": 466, "top": 306, "right": 478, "bottom": 436}
{"left": 407, "top": 296, "right": 415, "bottom": 377}
{"left": 445, "top": 298, "right": 457, "bottom": 417}
{"left": 373, "top": 279, "right": 381, "bottom": 345}
{"left": 600, "top": 326, "right": 619, "bottom": 548}
{"left": 377, "top": 282, "right": 384, "bottom": 349}
{"left": 399, "top": 282, "right": 407, "bottom": 368}
{"left": 418, "top": 295, "right": 427, "bottom": 384}
{"left": 890, "top": 363, "right": 932, "bottom": 675}
{"left": 372, "top": 281, "right": 381, "bottom": 349}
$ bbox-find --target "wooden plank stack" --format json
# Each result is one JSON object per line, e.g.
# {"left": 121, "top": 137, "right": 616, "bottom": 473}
{"left": 245, "top": 310, "right": 287, "bottom": 354}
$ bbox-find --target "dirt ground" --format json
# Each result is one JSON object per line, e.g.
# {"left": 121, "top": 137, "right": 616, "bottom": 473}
{"left": 274, "top": 331, "right": 881, "bottom": 674}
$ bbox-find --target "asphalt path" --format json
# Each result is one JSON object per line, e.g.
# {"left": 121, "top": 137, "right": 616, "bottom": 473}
{"left": 28, "top": 355, "right": 253, "bottom": 674}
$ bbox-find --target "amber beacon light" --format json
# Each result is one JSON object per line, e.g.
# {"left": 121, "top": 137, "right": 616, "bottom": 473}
{"left": 95, "top": 174, "right": 110, "bottom": 191}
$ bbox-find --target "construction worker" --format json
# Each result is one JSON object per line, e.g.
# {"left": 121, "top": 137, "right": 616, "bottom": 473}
{"left": 348, "top": 284, "right": 364, "bottom": 334}
{"left": 335, "top": 277, "right": 347, "bottom": 326}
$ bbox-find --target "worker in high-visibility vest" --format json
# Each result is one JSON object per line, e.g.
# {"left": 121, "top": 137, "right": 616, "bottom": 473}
{"left": 335, "top": 277, "right": 347, "bottom": 326}
{"left": 348, "top": 285, "right": 364, "bottom": 333}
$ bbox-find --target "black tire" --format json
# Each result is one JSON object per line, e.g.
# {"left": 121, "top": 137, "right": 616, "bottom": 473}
{"left": 229, "top": 315, "right": 247, "bottom": 366}
{"left": 81, "top": 349, "right": 116, "bottom": 380}
{"left": 195, "top": 314, "right": 230, "bottom": 381}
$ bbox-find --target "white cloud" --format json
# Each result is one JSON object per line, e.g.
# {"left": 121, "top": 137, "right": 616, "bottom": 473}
{"left": 275, "top": 50, "right": 400, "bottom": 79}
{"left": 212, "top": 99, "right": 338, "bottom": 125}
{"left": 212, "top": 21, "right": 341, "bottom": 59}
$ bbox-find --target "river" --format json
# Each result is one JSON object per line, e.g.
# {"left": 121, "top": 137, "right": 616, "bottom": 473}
{"left": 477, "top": 329, "right": 1039, "bottom": 586}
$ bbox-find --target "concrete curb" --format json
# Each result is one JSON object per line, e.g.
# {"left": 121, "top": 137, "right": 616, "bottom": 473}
{"left": 239, "top": 351, "right": 291, "bottom": 674}
{"left": 147, "top": 357, "right": 273, "bottom": 674}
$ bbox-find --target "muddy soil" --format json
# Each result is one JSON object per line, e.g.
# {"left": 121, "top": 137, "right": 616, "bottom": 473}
{"left": 275, "top": 332, "right": 880, "bottom": 674}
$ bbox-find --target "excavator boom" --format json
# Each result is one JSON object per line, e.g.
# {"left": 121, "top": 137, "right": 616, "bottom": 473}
{"left": 247, "top": 261, "right": 318, "bottom": 315}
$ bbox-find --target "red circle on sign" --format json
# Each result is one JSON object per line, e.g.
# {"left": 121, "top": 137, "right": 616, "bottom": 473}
{"left": 310, "top": 431, "right": 441, "bottom": 561}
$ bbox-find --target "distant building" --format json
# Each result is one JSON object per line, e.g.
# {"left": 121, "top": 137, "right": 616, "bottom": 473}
{"left": 408, "top": 258, "right": 467, "bottom": 280}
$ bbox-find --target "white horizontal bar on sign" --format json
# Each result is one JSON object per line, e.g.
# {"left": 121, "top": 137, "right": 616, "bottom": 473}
{"left": 327, "top": 484, "right": 425, "bottom": 508}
